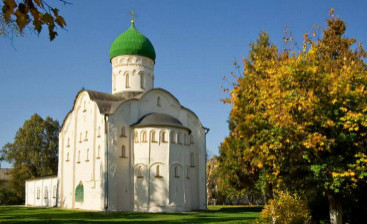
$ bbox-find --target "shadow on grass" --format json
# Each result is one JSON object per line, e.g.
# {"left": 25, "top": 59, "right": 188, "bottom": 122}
{"left": 0, "top": 206, "right": 262, "bottom": 223}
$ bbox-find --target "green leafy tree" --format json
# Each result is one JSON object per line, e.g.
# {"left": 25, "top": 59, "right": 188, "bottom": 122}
{"left": 1, "top": 0, "right": 69, "bottom": 40}
{"left": 1, "top": 113, "right": 59, "bottom": 204}
{"left": 222, "top": 11, "right": 367, "bottom": 224}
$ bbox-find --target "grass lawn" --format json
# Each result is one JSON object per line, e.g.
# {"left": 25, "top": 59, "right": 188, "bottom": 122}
{"left": 0, "top": 205, "right": 262, "bottom": 223}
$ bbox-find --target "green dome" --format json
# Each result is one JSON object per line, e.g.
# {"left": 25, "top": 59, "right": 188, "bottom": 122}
{"left": 109, "top": 24, "right": 156, "bottom": 61}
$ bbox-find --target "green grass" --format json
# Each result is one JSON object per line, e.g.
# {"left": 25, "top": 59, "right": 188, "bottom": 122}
{"left": 0, "top": 205, "right": 262, "bottom": 223}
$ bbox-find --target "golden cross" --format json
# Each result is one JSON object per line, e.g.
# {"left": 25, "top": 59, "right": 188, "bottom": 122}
{"left": 129, "top": 8, "right": 138, "bottom": 24}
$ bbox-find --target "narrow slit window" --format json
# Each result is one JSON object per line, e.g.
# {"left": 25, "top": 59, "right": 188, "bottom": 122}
{"left": 157, "top": 96, "right": 161, "bottom": 107}
{"left": 77, "top": 150, "right": 81, "bottom": 163}
{"left": 97, "top": 146, "right": 101, "bottom": 159}
{"left": 98, "top": 126, "right": 101, "bottom": 137}
{"left": 170, "top": 131, "right": 176, "bottom": 143}
{"left": 79, "top": 132, "right": 82, "bottom": 143}
{"left": 84, "top": 131, "right": 88, "bottom": 141}
{"left": 37, "top": 188, "right": 40, "bottom": 199}
{"left": 186, "top": 167, "right": 190, "bottom": 179}
{"left": 86, "top": 149, "right": 89, "bottom": 161}
{"left": 174, "top": 166, "right": 179, "bottom": 177}
{"left": 161, "top": 131, "right": 167, "bottom": 143}
{"left": 156, "top": 165, "right": 160, "bottom": 177}
{"left": 67, "top": 138, "right": 70, "bottom": 147}
{"left": 126, "top": 73, "right": 130, "bottom": 88}
{"left": 137, "top": 166, "right": 143, "bottom": 178}
{"left": 66, "top": 152, "right": 69, "bottom": 162}
{"left": 151, "top": 131, "right": 156, "bottom": 142}
{"left": 44, "top": 187, "right": 48, "bottom": 199}
{"left": 121, "top": 145, "right": 126, "bottom": 158}
{"left": 53, "top": 186, "right": 57, "bottom": 198}
{"left": 142, "top": 131, "right": 147, "bottom": 142}
{"left": 140, "top": 72, "right": 145, "bottom": 89}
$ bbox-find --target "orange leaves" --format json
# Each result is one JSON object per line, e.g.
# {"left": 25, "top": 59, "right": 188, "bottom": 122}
{"left": 1, "top": 0, "right": 68, "bottom": 41}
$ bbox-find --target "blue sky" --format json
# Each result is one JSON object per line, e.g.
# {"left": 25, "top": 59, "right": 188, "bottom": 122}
{"left": 1, "top": 0, "right": 367, "bottom": 168}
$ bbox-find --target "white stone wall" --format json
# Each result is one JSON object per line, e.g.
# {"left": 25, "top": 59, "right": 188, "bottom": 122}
{"left": 25, "top": 176, "right": 58, "bottom": 207}
{"left": 111, "top": 55, "right": 155, "bottom": 94}
{"left": 58, "top": 91, "right": 106, "bottom": 211}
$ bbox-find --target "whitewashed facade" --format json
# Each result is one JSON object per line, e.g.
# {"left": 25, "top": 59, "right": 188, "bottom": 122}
{"left": 25, "top": 21, "right": 207, "bottom": 212}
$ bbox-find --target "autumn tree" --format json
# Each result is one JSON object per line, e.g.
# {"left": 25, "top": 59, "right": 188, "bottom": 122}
{"left": 222, "top": 12, "right": 367, "bottom": 224}
{"left": 1, "top": 0, "right": 68, "bottom": 40}
{"left": 0, "top": 113, "right": 59, "bottom": 204}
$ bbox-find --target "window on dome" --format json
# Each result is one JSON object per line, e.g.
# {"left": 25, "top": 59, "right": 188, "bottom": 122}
{"left": 126, "top": 73, "right": 130, "bottom": 88}
{"left": 140, "top": 72, "right": 145, "bottom": 89}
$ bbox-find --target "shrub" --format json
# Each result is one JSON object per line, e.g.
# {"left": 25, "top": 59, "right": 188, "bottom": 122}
{"left": 259, "top": 191, "right": 311, "bottom": 224}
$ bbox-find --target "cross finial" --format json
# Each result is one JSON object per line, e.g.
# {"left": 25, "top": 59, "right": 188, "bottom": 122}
{"left": 129, "top": 8, "right": 138, "bottom": 25}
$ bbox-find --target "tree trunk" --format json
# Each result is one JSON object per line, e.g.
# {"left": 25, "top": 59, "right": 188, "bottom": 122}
{"left": 327, "top": 193, "right": 343, "bottom": 224}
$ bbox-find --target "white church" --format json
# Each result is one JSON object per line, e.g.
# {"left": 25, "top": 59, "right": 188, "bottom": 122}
{"left": 25, "top": 16, "right": 208, "bottom": 212}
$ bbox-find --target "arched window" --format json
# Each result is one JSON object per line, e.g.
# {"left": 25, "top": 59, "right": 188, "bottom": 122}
{"left": 126, "top": 73, "right": 130, "bottom": 88}
{"left": 134, "top": 131, "right": 139, "bottom": 143}
{"left": 137, "top": 166, "right": 143, "bottom": 178}
{"left": 86, "top": 149, "right": 89, "bottom": 161}
{"left": 37, "top": 188, "right": 40, "bottom": 199}
{"left": 66, "top": 152, "right": 69, "bottom": 162}
{"left": 140, "top": 72, "right": 145, "bottom": 89}
{"left": 174, "top": 166, "right": 179, "bottom": 177}
{"left": 98, "top": 126, "right": 101, "bottom": 137}
{"left": 184, "top": 134, "right": 188, "bottom": 145}
{"left": 53, "top": 186, "right": 57, "bottom": 198}
{"left": 121, "top": 127, "right": 126, "bottom": 137}
{"left": 177, "top": 133, "right": 181, "bottom": 144}
{"left": 77, "top": 150, "right": 81, "bottom": 163}
{"left": 156, "top": 165, "right": 160, "bottom": 177}
{"left": 44, "top": 186, "right": 48, "bottom": 199}
{"left": 121, "top": 145, "right": 126, "bottom": 158}
{"left": 170, "top": 131, "right": 176, "bottom": 143}
{"left": 67, "top": 138, "right": 70, "bottom": 147}
{"left": 75, "top": 181, "right": 84, "bottom": 202}
{"left": 157, "top": 96, "right": 161, "bottom": 107}
{"left": 97, "top": 145, "right": 101, "bottom": 158}
{"left": 85, "top": 131, "right": 88, "bottom": 141}
{"left": 190, "top": 152, "right": 195, "bottom": 167}
{"left": 142, "top": 131, "right": 147, "bottom": 142}
{"left": 151, "top": 131, "right": 156, "bottom": 142}
{"left": 161, "top": 131, "right": 167, "bottom": 143}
